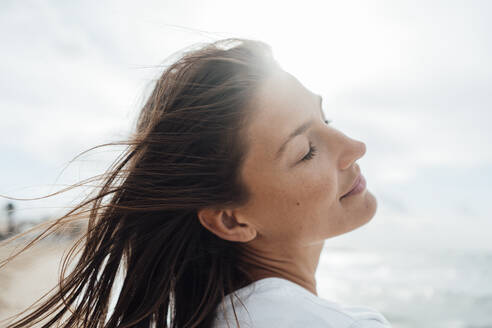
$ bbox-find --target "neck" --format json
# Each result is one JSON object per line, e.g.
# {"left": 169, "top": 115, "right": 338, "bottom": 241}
{"left": 239, "top": 239, "right": 324, "bottom": 296}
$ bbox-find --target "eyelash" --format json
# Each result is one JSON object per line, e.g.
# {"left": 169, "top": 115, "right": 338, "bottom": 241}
{"left": 301, "top": 142, "right": 317, "bottom": 162}
{"left": 300, "top": 119, "right": 332, "bottom": 162}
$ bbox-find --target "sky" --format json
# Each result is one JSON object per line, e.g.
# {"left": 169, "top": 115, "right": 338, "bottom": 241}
{"left": 1, "top": 0, "right": 491, "bottom": 251}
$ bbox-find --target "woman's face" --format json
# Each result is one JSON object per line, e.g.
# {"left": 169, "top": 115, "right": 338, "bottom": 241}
{"left": 235, "top": 69, "right": 377, "bottom": 247}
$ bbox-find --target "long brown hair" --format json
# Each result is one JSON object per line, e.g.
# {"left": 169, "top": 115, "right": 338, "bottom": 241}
{"left": 1, "top": 38, "right": 278, "bottom": 328}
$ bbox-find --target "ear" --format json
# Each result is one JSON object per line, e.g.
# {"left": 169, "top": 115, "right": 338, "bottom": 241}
{"left": 197, "top": 207, "right": 257, "bottom": 242}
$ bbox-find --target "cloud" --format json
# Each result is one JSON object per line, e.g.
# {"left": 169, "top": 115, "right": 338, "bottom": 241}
{"left": 0, "top": 0, "right": 491, "bottom": 253}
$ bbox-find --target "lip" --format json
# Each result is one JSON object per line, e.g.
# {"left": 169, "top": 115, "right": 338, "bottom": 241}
{"left": 340, "top": 174, "right": 366, "bottom": 199}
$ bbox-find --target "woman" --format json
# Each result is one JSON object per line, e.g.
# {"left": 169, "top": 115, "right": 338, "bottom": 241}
{"left": 2, "top": 38, "right": 391, "bottom": 328}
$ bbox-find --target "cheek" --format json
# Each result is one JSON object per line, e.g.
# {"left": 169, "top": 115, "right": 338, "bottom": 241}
{"left": 273, "top": 169, "right": 338, "bottom": 235}
{"left": 265, "top": 170, "right": 337, "bottom": 215}
{"left": 255, "top": 163, "right": 339, "bottom": 219}
{"left": 239, "top": 161, "right": 340, "bottom": 239}
{"left": 293, "top": 165, "right": 338, "bottom": 206}
{"left": 288, "top": 166, "right": 340, "bottom": 232}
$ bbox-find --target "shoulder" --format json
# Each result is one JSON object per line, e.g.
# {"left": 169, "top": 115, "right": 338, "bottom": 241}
{"left": 212, "top": 278, "right": 392, "bottom": 328}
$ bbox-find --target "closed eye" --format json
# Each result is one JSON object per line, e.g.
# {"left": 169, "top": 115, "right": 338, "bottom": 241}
{"left": 300, "top": 119, "right": 333, "bottom": 163}
{"left": 301, "top": 142, "right": 317, "bottom": 162}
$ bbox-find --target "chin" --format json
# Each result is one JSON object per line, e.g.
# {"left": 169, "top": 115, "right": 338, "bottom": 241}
{"left": 321, "top": 191, "right": 379, "bottom": 240}
{"left": 361, "top": 190, "right": 378, "bottom": 224}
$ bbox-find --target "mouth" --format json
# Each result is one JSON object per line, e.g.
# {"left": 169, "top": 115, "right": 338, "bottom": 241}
{"left": 340, "top": 174, "right": 366, "bottom": 199}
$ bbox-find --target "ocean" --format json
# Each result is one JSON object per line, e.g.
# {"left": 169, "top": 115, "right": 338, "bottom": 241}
{"left": 317, "top": 247, "right": 492, "bottom": 328}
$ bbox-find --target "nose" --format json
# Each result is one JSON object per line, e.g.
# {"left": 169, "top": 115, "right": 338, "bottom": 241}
{"left": 338, "top": 135, "right": 366, "bottom": 171}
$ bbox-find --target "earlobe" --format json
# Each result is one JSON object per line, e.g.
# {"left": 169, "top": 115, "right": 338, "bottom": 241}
{"left": 197, "top": 207, "right": 257, "bottom": 242}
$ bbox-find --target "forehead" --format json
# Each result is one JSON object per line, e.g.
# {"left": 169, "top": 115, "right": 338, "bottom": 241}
{"left": 242, "top": 70, "right": 316, "bottom": 161}
{"left": 250, "top": 70, "right": 312, "bottom": 124}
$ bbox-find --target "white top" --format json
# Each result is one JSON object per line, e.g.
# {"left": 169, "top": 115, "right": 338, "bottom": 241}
{"left": 212, "top": 277, "right": 392, "bottom": 328}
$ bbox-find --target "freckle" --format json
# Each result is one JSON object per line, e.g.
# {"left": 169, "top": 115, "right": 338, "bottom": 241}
{"left": 296, "top": 202, "right": 300, "bottom": 206}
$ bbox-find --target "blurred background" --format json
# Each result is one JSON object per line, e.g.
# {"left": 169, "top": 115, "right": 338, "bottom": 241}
{"left": 0, "top": 0, "right": 491, "bottom": 327}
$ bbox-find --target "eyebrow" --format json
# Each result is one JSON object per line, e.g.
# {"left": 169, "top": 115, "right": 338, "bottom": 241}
{"left": 274, "top": 95, "right": 325, "bottom": 160}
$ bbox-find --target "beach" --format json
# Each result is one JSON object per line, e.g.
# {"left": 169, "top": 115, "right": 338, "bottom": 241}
{"left": 1, "top": 238, "right": 491, "bottom": 327}
{"left": 0, "top": 238, "right": 76, "bottom": 324}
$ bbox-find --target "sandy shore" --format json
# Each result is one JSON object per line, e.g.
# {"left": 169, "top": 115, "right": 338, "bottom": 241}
{"left": 0, "top": 238, "right": 77, "bottom": 324}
